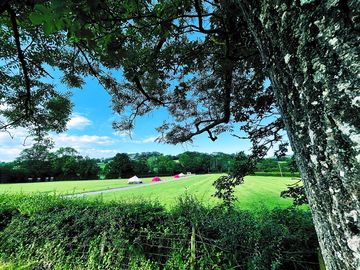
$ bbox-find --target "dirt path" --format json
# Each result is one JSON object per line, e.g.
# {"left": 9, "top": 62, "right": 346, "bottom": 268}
{"left": 64, "top": 175, "right": 196, "bottom": 198}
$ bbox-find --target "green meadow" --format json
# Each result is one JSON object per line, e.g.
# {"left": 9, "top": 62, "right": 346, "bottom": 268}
{"left": 0, "top": 177, "right": 161, "bottom": 195}
{"left": 0, "top": 174, "right": 298, "bottom": 210}
{"left": 92, "top": 174, "right": 298, "bottom": 209}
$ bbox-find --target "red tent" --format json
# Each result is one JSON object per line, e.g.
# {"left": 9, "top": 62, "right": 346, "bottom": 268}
{"left": 173, "top": 174, "right": 180, "bottom": 179}
{"left": 152, "top": 176, "right": 161, "bottom": 182}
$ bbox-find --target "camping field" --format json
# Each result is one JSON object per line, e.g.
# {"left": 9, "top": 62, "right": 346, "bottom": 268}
{"left": 0, "top": 174, "right": 316, "bottom": 269}
{"left": 90, "top": 174, "right": 299, "bottom": 209}
{"left": 0, "top": 174, "right": 299, "bottom": 209}
{"left": 0, "top": 176, "right": 172, "bottom": 195}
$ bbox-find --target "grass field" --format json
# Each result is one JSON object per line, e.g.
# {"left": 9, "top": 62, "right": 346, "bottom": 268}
{"left": 0, "top": 176, "right": 181, "bottom": 195}
{"left": 0, "top": 174, "right": 299, "bottom": 209}
{"left": 91, "top": 174, "right": 298, "bottom": 209}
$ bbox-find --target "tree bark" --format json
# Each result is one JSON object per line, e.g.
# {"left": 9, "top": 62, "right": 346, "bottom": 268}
{"left": 237, "top": 0, "right": 360, "bottom": 269}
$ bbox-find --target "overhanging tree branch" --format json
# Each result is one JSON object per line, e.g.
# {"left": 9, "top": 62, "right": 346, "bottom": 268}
{"left": 132, "top": 75, "right": 165, "bottom": 105}
{"left": 7, "top": 5, "right": 32, "bottom": 117}
{"left": 179, "top": 63, "right": 233, "bottom": 142}
{"left": 0, "top": 117, "right": 22, "bottom": 130}
{"left": 26, "top": 58, "right": 54, "bottom": 79}
{"left": 76, "top": 44, "right": 100, "bottom": 78}
{"left": 194, "top": 0, "right": 223, "bottom": 34}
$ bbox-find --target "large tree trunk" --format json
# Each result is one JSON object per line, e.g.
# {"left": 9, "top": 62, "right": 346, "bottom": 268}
{"left": 237, "top": 0, "right": 360, "bottom": 269}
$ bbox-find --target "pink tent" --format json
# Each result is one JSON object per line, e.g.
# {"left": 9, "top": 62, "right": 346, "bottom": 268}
{"left": 152, "top": 176, "right": 161, "bottom": 182}
{"left": 173, "top": 174, "right": 180, "bottom": 179}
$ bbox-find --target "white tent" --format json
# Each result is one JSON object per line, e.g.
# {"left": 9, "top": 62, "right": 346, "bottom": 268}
{"left": 179, "top": 173, "right": 185, "bottom": 177}
{"left": 128, "top": 175, "right": 143, "bottom": 184}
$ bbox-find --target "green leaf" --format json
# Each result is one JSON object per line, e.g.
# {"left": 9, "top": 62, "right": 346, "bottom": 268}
{"left": 68, "top": 34, "right": 81, "bottom": 43}
{"left": 35, "top": 4, "right": 51, "bottom": 14}
{"left": 54, "top": 19, "right": 65, "bottom": 31}
{"left": 29, "top": 12, "right": 44, "bottom": 25}
{"left": 43, "top": 23, "right": 55, "bottom": 35}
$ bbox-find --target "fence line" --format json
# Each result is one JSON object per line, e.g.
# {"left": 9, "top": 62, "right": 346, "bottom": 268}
{"left": 1, "top": 219, "right": 320, "bottom": 270}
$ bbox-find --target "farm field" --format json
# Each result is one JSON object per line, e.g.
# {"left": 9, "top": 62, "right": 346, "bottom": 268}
{"left": 91, "top": 174, "right": 298, "bottom": 209}
{"left": 0, "top": 175, "right": 312, "bottom": 269}
{"left": 0, "top": 174, "right": 299, "bottom": 209}
{"left": 0, "top": 177, "right": 165, "bottom": 195}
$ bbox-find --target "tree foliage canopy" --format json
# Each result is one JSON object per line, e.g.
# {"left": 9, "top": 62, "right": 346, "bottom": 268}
{"left": 0, "top": 0, "right": 79, "bottom": 137}
{"left": 1, "top": 0, "right": 286, "bottom": 158}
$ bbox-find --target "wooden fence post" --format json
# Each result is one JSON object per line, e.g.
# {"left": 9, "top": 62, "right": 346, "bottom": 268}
{"left": 190, "top": 225, "right": 196, "bottom": 270}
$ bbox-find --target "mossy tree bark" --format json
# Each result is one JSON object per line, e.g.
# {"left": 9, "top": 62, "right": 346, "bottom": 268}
{"left": 238, "top": 0, "right": 360, "bottom": 269}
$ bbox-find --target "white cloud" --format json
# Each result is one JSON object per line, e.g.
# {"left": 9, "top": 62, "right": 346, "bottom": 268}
{"left": 0, "top": 128, "right": 29, "bottom": 142}
{"left": 0, "top": 111, "right": 159, "bottom": 161}
{"left": 97, "top": 149, "right": 118, "bottom": 153}
{"left": 140, "top": 136, "right": 158, "bottom": 143}
{"left": 0, "top": 127, "right": 32, "bottom": 161}
{"left": 77, "top": 148, "right": 119, "bottom": 158}
{"left": 121, "top": 135, "right": 158, "bottom": 144}
{"left": 0, "top": 147, "right": 23, "bottom": 161}
{"left": 112, "top": 130, "right": 132, "bottom": 137}
{"left": 1, "top": 147, "right": 22, "bottom": 155}
{"left": 0, "top": 128, "right": 118, "bottom": 161}
{"left": 53, "top": 134, "right": 115, "bottom": 146}
{"left": 66, "top": 114, "right": 92, "bottom": 130}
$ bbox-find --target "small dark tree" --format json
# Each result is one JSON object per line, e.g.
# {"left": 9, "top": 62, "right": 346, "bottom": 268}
{"left": 132, "top": 159, "right": 150, "bottom": 176}
{"left": 52, "top": 147, "right": 79, "bottom": 179}
{"left": 15, "top": 137, "right": 54, "bottom": 180}
{"left": 77, "top": 157, "right": 100, "bottom": 180}
{"left": 0, "top": 162, "right": 26, "bottom": 183}
{"left": 105, "top": 153, "right": 134, "bottom": 179}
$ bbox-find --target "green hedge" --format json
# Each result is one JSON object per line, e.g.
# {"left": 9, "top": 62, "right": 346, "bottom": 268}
{"left": 0, "top": 194, "right": 318, "bottom": 270}
{"left": 253, "top": 172, "right": 301, "bottom": 177}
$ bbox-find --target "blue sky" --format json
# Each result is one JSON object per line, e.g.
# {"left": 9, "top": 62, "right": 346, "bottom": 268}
{"left": 0, "top": 75, "right": 257, "bottom": 162}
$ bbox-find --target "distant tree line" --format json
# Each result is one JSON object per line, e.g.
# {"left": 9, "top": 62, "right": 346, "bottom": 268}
{"left": 0, "top": 139, "right": 99, "bottom": 183}
{"left": 0, "top": 142, "right": 299, "bottom": 183}
{"left": 103, "top": 151, "right": 224, "bottom": 179}
{"left": 100, "top": 152, "right": 299, "bottom": 179}
{"left": 255, "top": 155, "right": 299, "bottom": 176}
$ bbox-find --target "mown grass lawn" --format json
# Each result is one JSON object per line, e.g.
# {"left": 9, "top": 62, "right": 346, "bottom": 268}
{"left": 90, "top": 174, "right": 299, "bottom": 210}
{"left": 0, "top": 174, "right": 299, "bottom": 210}
{"left": 0, "top": 177, "right": 149, "bottom": 195}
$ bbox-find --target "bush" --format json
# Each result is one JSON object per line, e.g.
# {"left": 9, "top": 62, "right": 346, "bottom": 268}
{"left": 0, "top": 195, "right": 319, "bottom": 269}
{"left": 248, "top": 208, "right": 318, "bottom": 269}
{"left": 0, "top": 206, "right": 19, "bottom": 231}
{"left": 253, "top": 172, "right": 301, "bottom": 177}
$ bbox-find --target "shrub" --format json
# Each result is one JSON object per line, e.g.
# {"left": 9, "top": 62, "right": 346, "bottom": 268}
{"left": 0, "top": 206, "right": 19, "bottom": 231}
{"left": 253, "top": 172, "right": 301, "bottom": 177}
{"left": 0, "top": 194, "right": 319, "bottom": 269}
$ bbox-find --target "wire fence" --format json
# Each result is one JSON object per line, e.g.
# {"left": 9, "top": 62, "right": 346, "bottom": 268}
{"left": 0, "top": 223, "right": 322, "bottom": 270}
{"left": 0, "top": 202, "right": 322, "bottom": 270}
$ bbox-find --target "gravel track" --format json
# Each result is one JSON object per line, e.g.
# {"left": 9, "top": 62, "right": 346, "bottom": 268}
{"left": 64, "top": 175, "right": 196, "bottom": 198}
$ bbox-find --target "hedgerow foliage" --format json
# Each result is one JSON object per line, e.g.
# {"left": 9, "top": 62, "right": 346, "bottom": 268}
{"left": 0, "top": 194, "right": 319, "bottom": 269}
